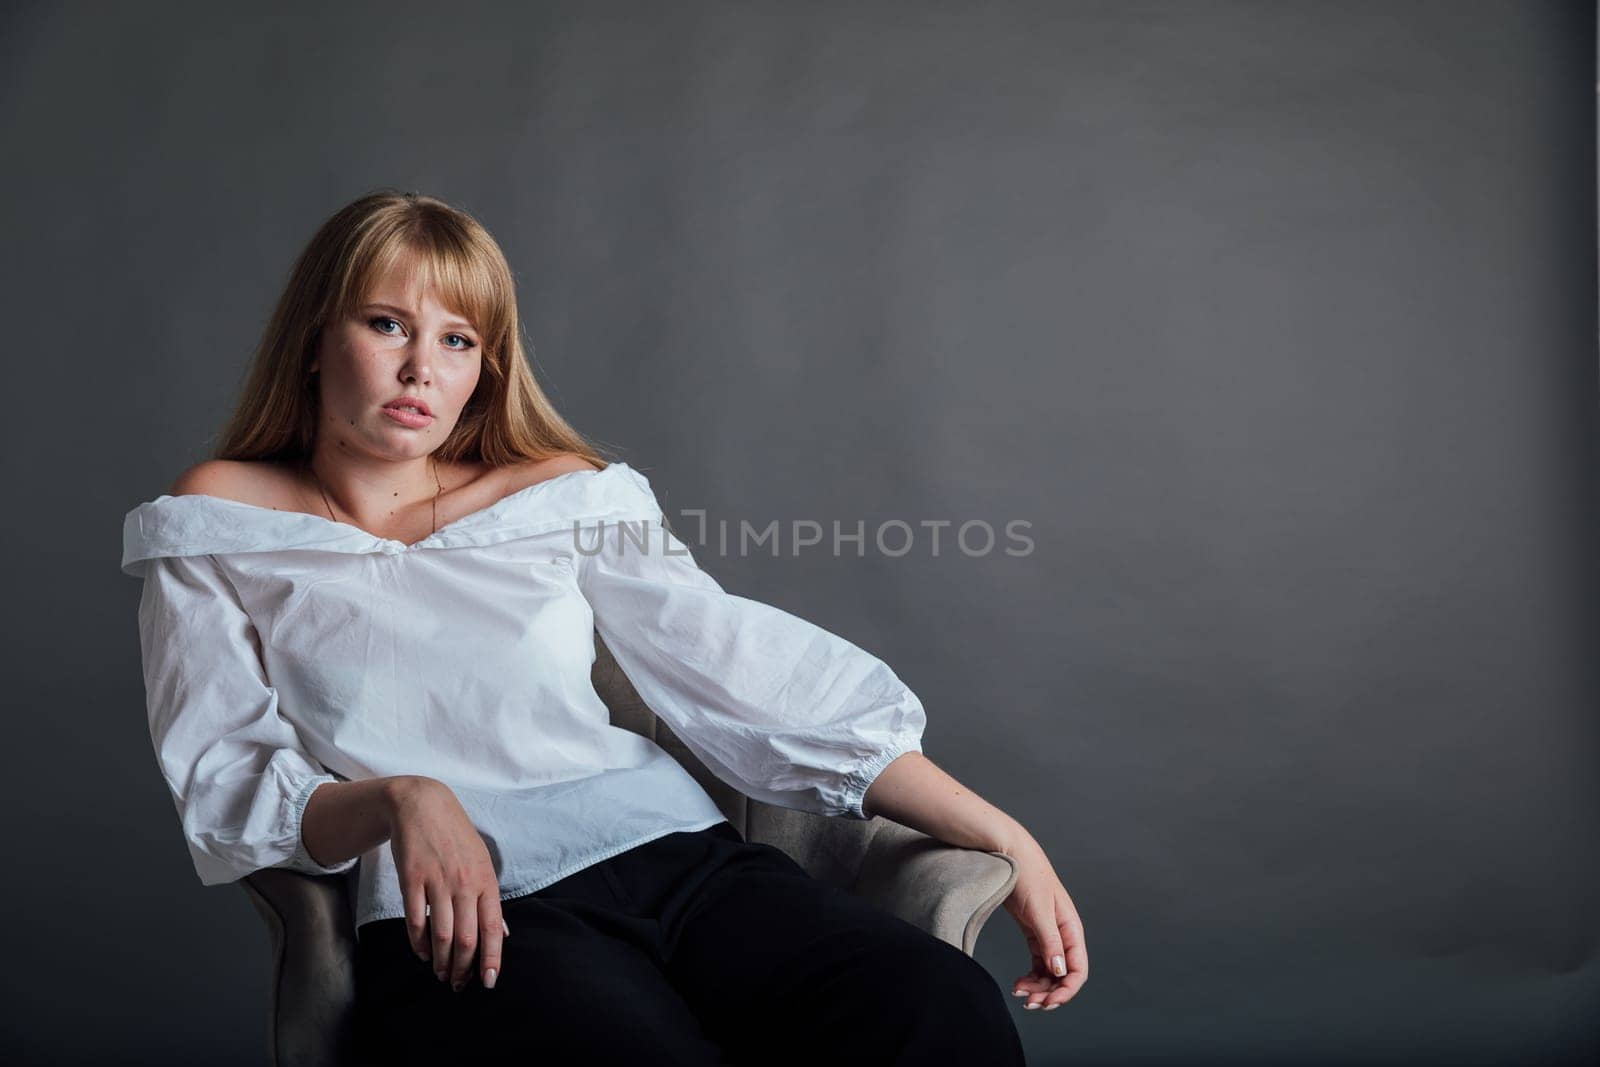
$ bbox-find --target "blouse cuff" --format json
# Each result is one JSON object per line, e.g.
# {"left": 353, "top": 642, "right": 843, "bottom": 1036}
{"left": 283, "top": 774, "right": 359, "bottom": 876}
{"left": 840, "top": 733, "right": 924, "bottom": 820}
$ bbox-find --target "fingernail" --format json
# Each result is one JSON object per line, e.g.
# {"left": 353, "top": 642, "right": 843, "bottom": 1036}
{"left": 435, "top": 970, "right": 446, "bottom": 983}
{"left": 1050, "top": 955, "right": 1066, "bottom": 976}
{"left": 485, "top": 968, "right": 497, "bottom": 990}
{"left": 451, "top": 981, "right": 463, "bottom": 993}
{"left": 503, "top": 919, "right": 511, "bottom": 937}
{"left": 1012, "top": 989, "right": 1028, "bottom": 997}
{"left": 1044, "top": 1003, "right": 1060, "bottom": 1011}
{"left": 1024, "top": 1002, "right": 1040, "bottom": 1010}
{"left": 416, "top": 949, "right": 429, "bottom": 963}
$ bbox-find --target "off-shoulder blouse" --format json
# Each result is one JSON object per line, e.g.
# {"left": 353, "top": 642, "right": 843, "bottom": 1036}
{"left": 120, "top": 462, "right": 926, "bottom": 929}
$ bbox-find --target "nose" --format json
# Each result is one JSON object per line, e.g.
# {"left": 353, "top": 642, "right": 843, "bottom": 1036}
{"left": 399, "top": 348, "right": 432, "bottom": 387}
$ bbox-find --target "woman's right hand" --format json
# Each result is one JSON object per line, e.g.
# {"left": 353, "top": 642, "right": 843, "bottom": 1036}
{"left": 385, "top": 776, "right": 509, "bottom": 992}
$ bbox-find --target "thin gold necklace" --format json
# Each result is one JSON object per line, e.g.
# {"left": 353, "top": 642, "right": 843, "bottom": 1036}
{"left": 310, "top": 457, "right": 444, "bottom": 538}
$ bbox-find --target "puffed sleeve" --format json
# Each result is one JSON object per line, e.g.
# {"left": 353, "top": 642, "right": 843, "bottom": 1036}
{"left": 134, "top": 552, "right": 358, "bottom": 884}
{"left": 574, "top": 505, "right": 927, "bottom": 820}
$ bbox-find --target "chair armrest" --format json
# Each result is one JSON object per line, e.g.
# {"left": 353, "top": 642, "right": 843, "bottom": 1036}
{"left": 239, "top": 867, "right": 361, "bottom": 1067}
{"left": 848, "top": 820, "right": 1019, "bottom": 957}
{"left": 743, "top": 800, "right": 1018, "bottom": 956}
{"left": 743, "top": 800, "right": 880, "bottom": 888}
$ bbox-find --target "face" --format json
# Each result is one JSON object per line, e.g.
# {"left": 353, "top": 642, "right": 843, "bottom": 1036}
{"left": 308, "top": 257, "right": 484, "bottom": 461}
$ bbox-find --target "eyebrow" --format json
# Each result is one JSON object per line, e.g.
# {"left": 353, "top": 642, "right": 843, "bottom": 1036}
{"left": 360, "top": 302, "right": 478, "bottom": 333}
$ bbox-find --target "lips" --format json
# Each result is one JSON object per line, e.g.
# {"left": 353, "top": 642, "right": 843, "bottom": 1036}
{"left": 383, "top": 397, "right": 433, "bottom": 416}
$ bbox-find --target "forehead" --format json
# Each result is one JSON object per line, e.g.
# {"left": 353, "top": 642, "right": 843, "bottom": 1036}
{"left": 361, "top": 261, "right": 475, "bottom": 330}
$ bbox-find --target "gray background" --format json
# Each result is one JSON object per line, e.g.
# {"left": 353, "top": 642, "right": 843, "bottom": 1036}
{"left": 3, "top": 1, "right": 1596, "bottom": 1063}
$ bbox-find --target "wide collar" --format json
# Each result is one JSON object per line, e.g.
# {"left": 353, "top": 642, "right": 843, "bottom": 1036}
{"left": 120, "top": 461, "right": 665, "bottom": 577}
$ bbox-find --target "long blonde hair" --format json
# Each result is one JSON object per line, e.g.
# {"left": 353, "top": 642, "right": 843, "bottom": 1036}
{"left": 213, "top": 189, "right": 611, "bottom": 470}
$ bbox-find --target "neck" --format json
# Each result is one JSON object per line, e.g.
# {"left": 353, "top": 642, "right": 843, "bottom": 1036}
{"left": 304, "top": 448, "right": 443, "bottom": 527}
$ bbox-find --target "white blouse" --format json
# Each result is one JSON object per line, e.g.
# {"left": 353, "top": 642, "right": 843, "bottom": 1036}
{"left": 120, "top": 462, "right": 926, "bottom": 929}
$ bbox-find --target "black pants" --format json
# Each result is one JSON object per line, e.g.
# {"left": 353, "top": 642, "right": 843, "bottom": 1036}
{"left": 354, "top": 821, "right": 1026, "bottom": 1065}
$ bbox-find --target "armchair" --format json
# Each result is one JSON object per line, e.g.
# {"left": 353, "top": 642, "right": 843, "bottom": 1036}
{"left": 239, "top": 631, "right": 1019, "bottom": 1066}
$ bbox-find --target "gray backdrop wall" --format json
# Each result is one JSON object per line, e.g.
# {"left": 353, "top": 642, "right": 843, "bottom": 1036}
{"left": 4, "top": 1, "right": 1596, "bottom": 1063}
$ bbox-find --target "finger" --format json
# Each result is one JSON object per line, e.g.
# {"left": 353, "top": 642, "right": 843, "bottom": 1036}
{"left": 479, "top": 892, "right": 505, "bottom": 991}
{"left": 429, "top": 888, "right": 454, "bottom": 983}
{"left": 1054, "top": 902, "right": 1088, "bottom": 980}
{"left": 1041, "top": 971, "right": 1085, "bottom": 1011}
{"left": 402, "top": 880, "right": 430, "bottom": 963}
{"left": 1057, "top": 895, "right": 1087, "bottom": 953}
{"left": 449, "top": 892, "right": 479, "bottom": 991}
{"left": 1047, "top": 917, "right": 1089, "bottom": 1007}
{"left": 1033, "top": 907, "right": 1068, "bottom": 982}
{"left": 1025, "top": 976, "right": 1070, "bottom": 1010}
{"left": 1045, "top": 971, "right": 1086, "bottom": 1006}
{"left": 1013, "top": 950, "right": 1050, "bottom": 997}
{"left": 1012, "top": 976, "right": 1051, "bottom": 994}
{"left": 1022, "top": 951, "right": 1065, "bottom": 1009}
{"left": 1022, "top": 943, "right": 1057, "bottom": 1010}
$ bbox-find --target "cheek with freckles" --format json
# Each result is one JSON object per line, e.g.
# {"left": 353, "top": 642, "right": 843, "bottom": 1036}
{"left": 319, "top": 348, "right": 397, "bottom": 430}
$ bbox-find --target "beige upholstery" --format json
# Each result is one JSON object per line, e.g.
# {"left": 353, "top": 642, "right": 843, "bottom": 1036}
{"left": 240, "top": 632, "right": 1019, "bottom": 1067}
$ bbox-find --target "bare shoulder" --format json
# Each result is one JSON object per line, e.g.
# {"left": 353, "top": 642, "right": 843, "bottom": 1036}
{"left": 498, "top": 453, "right": 603, "bottom": 494}
{"left": 166, "top": 459, "right": 281, "bottom": 504}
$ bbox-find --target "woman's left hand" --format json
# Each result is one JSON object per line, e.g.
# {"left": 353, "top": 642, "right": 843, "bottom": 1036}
{"left": 998, "top": 828, "right": 1088, "bottom": 1012}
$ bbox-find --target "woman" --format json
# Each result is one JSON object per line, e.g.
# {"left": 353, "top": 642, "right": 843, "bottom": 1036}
{"left": 120, "top": 191, "right": 1084, "bottom": 1063}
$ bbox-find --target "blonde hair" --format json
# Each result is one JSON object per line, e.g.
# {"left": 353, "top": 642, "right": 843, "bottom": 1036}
{"left": 212, "top": 189, "right": 611, "bottom": 470}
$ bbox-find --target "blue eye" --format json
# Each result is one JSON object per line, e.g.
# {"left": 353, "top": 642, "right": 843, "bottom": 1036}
{"left": 368, "top": 316, "right": 477, "bottom": 352}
